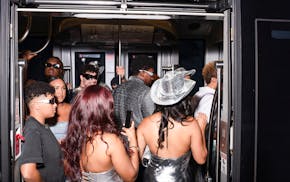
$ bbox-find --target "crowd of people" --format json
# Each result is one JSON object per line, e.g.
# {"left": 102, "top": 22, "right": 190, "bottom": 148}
{"left": 19, "top": 52, "right": 218, "bottom": 182}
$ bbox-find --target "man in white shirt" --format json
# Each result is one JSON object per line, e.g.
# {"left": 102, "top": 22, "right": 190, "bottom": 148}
{"left": 191, "top": 61, "right": 218, "bottom": 182}
{"left": 194, "top": 61, "right": 217, "bottom": 123}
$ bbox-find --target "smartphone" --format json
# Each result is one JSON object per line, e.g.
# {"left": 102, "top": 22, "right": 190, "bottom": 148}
{"left": 125, "top": 110, "right": 132, "bottom": 128}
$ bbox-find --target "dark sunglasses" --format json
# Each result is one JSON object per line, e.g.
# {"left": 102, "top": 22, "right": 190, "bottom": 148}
{"left": 34, "top": 97, "right": 56, "bottom": 105}
{"left": 82, "top": 73, "right": 98, "bottom": 80}
{"left": 45, "top": 63, "right": 61, "bottom": 69}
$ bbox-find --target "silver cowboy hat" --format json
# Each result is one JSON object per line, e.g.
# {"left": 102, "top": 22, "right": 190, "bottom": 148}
{"left": 167, "top": 67, "right": 196, "bottom": 76}
{"left": 150, "top": 71, "right": 196, "bottom": 106}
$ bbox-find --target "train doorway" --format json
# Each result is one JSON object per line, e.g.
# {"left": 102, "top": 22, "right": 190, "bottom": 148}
{"left": 4, "top": 1, "right": 232, "bottom": 181}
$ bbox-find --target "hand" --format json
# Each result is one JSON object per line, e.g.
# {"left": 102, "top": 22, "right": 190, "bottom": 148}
{"left": 121, "top": 121, "right": 137, "bottom": 143}
{"left": 24, "top": 51, "right": 37, "bottom": 62}
{"left": 66, "top": 82, "right": 72, "bottom": 90}
{"left": 116, "top": 66, "right": 125, "bottom": 77}
{"left": 196, "top": 113, "right": 207, "bottom": 131}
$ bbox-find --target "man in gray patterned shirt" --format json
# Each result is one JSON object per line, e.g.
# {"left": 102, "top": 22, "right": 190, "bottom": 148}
{"left": 113, "top": 64, "right": 155, "bottom": 128}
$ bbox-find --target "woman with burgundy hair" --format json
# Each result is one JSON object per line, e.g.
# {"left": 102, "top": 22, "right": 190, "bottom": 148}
{"left": 61, "top": 85, "right": 139, "bottom": 181}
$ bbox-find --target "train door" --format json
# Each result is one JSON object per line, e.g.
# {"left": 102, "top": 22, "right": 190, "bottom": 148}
{"left": 0, "top": 1, "right": 13, "bottom": 181}
{"left": 6, "top": 1, "right": 233, "bottom": 181}
{"left": 1, "top": 1, "right": 24, "bottom": 181}
{"left": 255, "top": 19, "right": 290, "bottom": 182}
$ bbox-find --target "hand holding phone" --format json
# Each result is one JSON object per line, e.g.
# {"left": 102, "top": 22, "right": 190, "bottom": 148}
{"left": 125, "top": 110, "right": 132, "bottom": 128}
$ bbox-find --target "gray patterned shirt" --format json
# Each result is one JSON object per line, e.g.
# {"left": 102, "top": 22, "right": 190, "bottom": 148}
{"left": 113, "top": 76, "right": 155, "bottom": 127}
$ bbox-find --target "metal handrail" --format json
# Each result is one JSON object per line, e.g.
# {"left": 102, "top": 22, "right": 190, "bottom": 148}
{"left": 18, "top": 14, "right": 32, "bottom": 43}
{"left": 15, "top": 59, "right": 26, "bottom": 160}
{"left": 34, "top": 16, "right": 52, "bottom": 54}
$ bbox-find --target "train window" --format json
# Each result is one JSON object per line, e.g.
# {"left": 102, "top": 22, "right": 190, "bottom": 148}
{"left": 271, "top": 30, "right": 290, "bottom": 39}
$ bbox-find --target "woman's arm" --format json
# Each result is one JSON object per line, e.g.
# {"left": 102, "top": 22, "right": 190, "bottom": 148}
{"left": 122, "top": 121, "right": 139, "bottom": 171}
{"left": 136, "top": 123, "right": 146, "bottom": 159}
{"left": 190, "top": 118, "right": 208, "bottom": 165}
{"left": 110, "top": 122, "right": 139, "bottom": 182}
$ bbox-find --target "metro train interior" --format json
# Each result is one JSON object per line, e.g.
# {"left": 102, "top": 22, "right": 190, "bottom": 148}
{"left": 4, "top": 0, "right": 290, "bottom": 181}
{"left": 7, "top": 0, "right": 233, "bottom": 181}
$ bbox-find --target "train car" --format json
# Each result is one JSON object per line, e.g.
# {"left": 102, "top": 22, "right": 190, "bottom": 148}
{"left": 1, "top": 0, "right": 290, "bottom": 181}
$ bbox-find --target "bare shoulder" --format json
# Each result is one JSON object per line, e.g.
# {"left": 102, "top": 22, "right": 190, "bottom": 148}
{"left": 183, "top": 116, "right": 200, "bottom": 129}
{"left": 99, "top": 133, "right": 124, "bottom": 151}
{"left": 101, "top": 132, "right": 121, "bottom": 143}
{"left": 62, "top": 103, "right": 71, "bottom": 110}
{"left": 100, "top": 133, "right": 125, "bottom": 155}
{"left": 58, "top": 102, "right": 71, "bottom": 111}
{"left": 138, "top": 112, "right": 161, "bottom": 130}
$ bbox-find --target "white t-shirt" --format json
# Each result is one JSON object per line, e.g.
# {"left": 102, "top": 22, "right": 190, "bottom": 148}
{"left": 193, "top": 86, "right": 215, "bottom": 123}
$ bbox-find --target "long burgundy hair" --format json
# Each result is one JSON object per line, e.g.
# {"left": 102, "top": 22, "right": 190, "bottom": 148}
{"left": 61, "top": 85, "right": 120, "bottom": 181}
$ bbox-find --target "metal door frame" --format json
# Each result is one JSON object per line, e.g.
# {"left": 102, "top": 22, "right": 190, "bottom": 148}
{"left": 8, "top": 1, "right": 232, "bottom": 181}
{"left": 0, "top": 0, "right": 12, "bottom": 181}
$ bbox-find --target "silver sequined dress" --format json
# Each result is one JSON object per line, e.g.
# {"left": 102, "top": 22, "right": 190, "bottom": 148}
{"left": 143, "top": 151, "right": 193, "bottom": 182}
{"left": 81, "top": 168, "right": 123, "bottom": 182}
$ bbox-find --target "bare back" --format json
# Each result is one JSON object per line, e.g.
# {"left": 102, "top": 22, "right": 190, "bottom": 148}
{"left": 80, "top": 132, "right": 138, "bottom": 181}
{"left": 80, "top": 133, "right": 115, "bottom": 172}
{"left": 137, "top": 112, "right": 207, "bottom": 164}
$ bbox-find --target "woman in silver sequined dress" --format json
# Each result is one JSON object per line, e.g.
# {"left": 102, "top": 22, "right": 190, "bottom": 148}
{"left": 137, "top": 70, "right": 208, "bottom": 182}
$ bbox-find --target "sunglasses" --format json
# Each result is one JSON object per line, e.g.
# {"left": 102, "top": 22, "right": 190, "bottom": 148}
{"left": 45, "top": 63, "right": 61, "bottom": 69}
{"left": 82, "top": 73, "right": 98, "bottom": 80}
{"left": 34, "top": 98, "right": 56, "bottom": 105}
{"left": 139, "top": 69, "right": 154, "bottom": 76}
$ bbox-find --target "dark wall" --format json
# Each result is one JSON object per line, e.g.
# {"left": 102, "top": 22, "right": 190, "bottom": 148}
{"left": 238, "top": 0, "right": 290, "bottom": 181}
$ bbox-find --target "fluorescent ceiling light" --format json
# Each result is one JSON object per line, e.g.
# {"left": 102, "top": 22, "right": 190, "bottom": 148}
{"left": 73, "top": 13, "right": 171, "bottom": 20}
